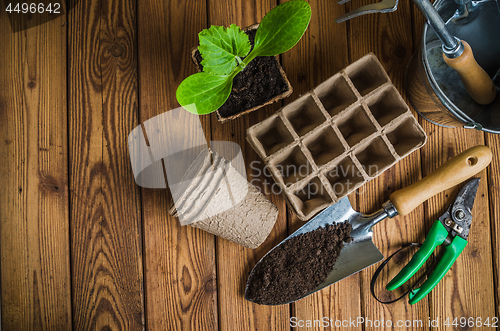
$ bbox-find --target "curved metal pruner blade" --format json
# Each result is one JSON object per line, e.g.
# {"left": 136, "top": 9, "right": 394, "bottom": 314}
{"left": 440, "top": 178, "right": 480, "bottom": 240}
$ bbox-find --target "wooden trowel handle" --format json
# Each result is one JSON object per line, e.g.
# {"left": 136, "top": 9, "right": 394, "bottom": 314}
{"left": 443, "top": 41, "right": 497, "bottom": 105}
{"left": 390, "top": 145, "right": 492, "bottom": 216}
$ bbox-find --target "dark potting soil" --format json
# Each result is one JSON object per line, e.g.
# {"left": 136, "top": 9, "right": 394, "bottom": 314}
{"left": 245, "top": 221, "right": 353, "bottom": 305}
{"left": 193, "top": 29, "right": 289, "bottom": 119}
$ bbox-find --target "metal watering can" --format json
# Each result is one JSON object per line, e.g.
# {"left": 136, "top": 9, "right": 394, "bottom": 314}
{"left": 336, "top": 0, "right": 500, "bottom": 133}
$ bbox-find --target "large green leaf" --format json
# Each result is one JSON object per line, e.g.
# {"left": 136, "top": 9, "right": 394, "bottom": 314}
{"left": 253, "top": 0, "right": 312, "bottom": 57}
{"left": 198, "top": 24, "right": 251, "bottom": 75}
{"left": 176, "top": 72, "right": 233, "bottom": 115}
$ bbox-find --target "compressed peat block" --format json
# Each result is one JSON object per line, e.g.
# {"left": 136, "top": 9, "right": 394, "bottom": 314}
{"left": 169, "top": 149, "right": 278, "bottom": 249}
{"left": 247, "top": 53, "right": 427, "bottom": 221}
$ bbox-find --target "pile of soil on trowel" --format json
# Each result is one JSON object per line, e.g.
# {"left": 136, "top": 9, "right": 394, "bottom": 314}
{"left": 245, "top": 221, "right": 353, "bottom": 305}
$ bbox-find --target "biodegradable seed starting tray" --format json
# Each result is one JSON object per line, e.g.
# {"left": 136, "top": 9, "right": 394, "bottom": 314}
{"left": 247, "top": 53, "right": 427, "bottom": 221}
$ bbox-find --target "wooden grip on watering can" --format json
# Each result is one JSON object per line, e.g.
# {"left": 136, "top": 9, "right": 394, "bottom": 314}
{"left": 389, "top": 145, "right": 492, "bottom": 216}
{"left": 443, "top": 41, "right": 497, "bottom": 105}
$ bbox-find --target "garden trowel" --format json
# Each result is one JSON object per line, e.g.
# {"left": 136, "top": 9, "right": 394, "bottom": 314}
{"left": 245, "top": 145, "right": 491, "bottom": 305}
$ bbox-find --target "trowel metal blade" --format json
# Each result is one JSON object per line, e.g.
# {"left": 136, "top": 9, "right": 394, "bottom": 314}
{"left": 303, "top": 234, "right": 383, "bottom": 298}
{"left": 245, "top": 197, "right": 385, "bottom": 305}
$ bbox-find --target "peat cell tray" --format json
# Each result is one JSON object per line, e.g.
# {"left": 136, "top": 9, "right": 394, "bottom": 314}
{"left": 283, "top": 95, "right": 326, "bottom": 136}
{"left": 247, "top": 53, "right": 427, "bottom": 221}
{"left": 346, "top": 55, "right": 389, "bottom": 96}
{"left": 303, "top": 125, "right": 344, "bottom": 166}
{"left": 290, "top": 177, "right": 333, "bottom": 219}
{"left": 323, "top": 156, "right": 365, "bottom": 198}
{"left": 247, "top": 115, "right": 295, "bottom": 158}
{"left": 367, "top": 85, "right": 408, "bottom": 127}
{"left": 336, "top": 105, "right": 377, "bottom": 147}
{"left": 315, "top": 74, "right": 358, "bottom": 117}
{"left": 355, "top": 137, "right": 396, "bottom": 177}
{"left": 269, "top": 145, "right": 312, "bottom": 187}
{"left": 385, "top": 117, "right": 427, "bottom": 157}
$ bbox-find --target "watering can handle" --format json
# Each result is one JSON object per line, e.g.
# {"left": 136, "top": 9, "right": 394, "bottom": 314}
{"left": 389, "top": 145, "right": 492, "bottom": 216}
{"left": 443, "top": 41, "right": 497, "bottom": 105}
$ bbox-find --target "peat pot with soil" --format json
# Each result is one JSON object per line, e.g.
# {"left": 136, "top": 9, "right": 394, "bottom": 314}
{"left": 176, "top": 0, "right": 312, "bottom": 122}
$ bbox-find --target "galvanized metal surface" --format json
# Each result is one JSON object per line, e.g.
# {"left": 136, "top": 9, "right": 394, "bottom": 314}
{"left": 419, "top": 0, "right": 500, "bottom": 133}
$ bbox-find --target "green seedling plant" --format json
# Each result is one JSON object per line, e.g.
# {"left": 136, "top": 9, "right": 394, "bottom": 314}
{"left": 176, "top": 0, "right": 312, "bottom": 115}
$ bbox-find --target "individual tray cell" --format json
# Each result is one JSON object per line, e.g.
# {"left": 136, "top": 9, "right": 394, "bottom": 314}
{"left": 355, "top": 137, "right": 396, "bottom": 177}
{"left": 282, "top": 95, "right": 326, "bottom": 136}
{"left": 314, "top": 75, "right": 358, "bottom": 117}
{"left": 323, "top": 156, "right": 365, "bottom": 197}
{"left": 345, "top": 56, "right": 389, "bottom": 96}
{"left": 303, "top": 125, "right": 345, "bottom": 167}
{"left": 366, "top": 86, "right": 407, "bottom": 127}
{"left": 385, "top": 117, "right": 427, "bottom": 157}
{"left": 270, "top": 146, "right": 313, "bottom": 186}
{"left": 336, "top": 105, "right": 377, "bottom": 147}
{"left": 290, "top": 176, "right": 333, "bottom": 218}
{"left": 249, "top": 115, "right": 295, "bottom": 157}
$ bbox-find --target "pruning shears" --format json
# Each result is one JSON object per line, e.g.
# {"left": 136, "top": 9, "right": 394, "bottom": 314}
{"left": 386, "top": 178, "right": 480, "bottom": 305}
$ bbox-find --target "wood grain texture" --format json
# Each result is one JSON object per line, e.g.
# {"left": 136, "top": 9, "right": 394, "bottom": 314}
{"left": 485, "top": 133, "right": 500, "bottom": 318}
{"left": 0, "top": 9, "right": 72, "bottom": 331}
{"left": 420, "top": 128, "right": 496, "bottom": 330}
{"left": 278, "top": 0, "right": 364, "bottom": 329}
{"left": 346, "top": 0, "right": 432, "bottom": 328}
{"left": 1, "top": 0, "right": 498, "bottom": 329}
{"left": 206, "top": 1, "right": 290, "bottom": 330}
{"left": 137, "top": 0, "right": 219, "bottom": 330}
{"left": 390, "top": 146, "right": 492, "bottom": 216}
{"left": 68, "top": 0, "right": 145, "bottom": 329}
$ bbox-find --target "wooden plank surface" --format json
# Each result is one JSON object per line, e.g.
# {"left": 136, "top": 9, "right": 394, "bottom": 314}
{"left": 137, "top": 0, "right": 219, "bottom": 329}
{"left": 0, "top": 8, "right": 72, "bottom": 331}
{"left": 68, "top": 0, "right": 145, "bottom": 329}
{"left": 206, "top": 1, "right": 290, "bottom": 330}
{"left": 0, "top": 0, "right": 499, "bottom": 329}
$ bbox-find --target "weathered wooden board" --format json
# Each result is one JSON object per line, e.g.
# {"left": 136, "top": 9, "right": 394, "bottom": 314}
{"left": 137, "top": 0, "right": 219, "bottom": 330}
{"left": 68, "top": 0, "right": 145, "bottom": 329}
{"left": 0, "top": 0, "right": 498, "bottom": 329}
{"left": 0, "top": 8, "right": 72, "bottom": 331}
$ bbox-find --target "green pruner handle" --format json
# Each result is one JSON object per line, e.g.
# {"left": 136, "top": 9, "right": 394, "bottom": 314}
{"left": 386, "top": 221, "right": 449, "bottom": 291}
{"left": 409, "top": 236, "right": 467, "bottom": 304}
